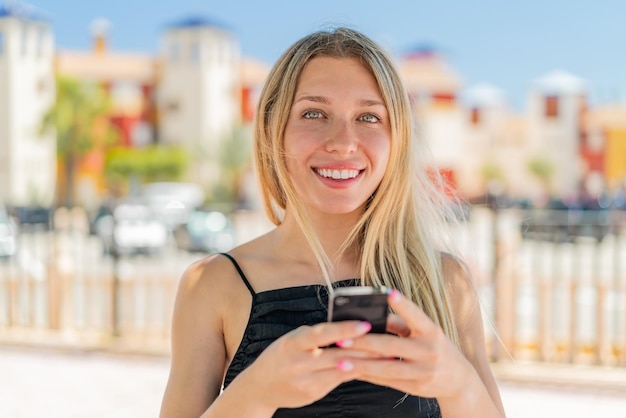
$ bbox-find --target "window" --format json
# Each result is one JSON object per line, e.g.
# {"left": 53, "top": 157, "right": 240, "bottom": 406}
{"left": 165, "top": 100, "right": 180, "bottom": 112}
{"left": 190, "top": 41, "right": 200, "bottom": 64}
{"left": 545, "top": 95, "right": 559, "bottom": 119}
{"left": 36, "top": 27, "right": 46, "bottom": 58}
{"left": 37, "top": 77, "right": 47, "bottom": 94}
{"left": 431, "top": 92, "right": 456, "bottom": 108}
{"left": 131, "top": 121, "right": 153, "bottom": 147}
{"left": 21, "top": 25, "right": 28, "bottom": 57}
{"left": 110, "top": 81, "right": 142, "bottom": 111}
{"left": 470, "top": 107, "right": 481, "bottom": 125}
{"left": 587, "top": 129, "right": 605, "bottom": 153}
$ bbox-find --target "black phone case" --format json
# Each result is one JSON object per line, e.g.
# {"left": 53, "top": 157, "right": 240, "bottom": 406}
{"left": 329, "top": 291, "right": 388, "bottom": 333}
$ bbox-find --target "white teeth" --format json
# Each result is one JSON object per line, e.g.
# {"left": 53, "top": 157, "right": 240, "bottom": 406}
{"left": 316, "top": 168, "right": 360, "bottom": 179}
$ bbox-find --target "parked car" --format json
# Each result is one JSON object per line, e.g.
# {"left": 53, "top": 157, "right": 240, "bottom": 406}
{"left": 140, "top": 182, "right": 205, "bottom": 228}
{"left": 0, "top": 205, "right": 18, "bottom": 258}
{"left": 173, "top": 210, "right": 235, "bottom": 254}
{"left": 10, "top": 205, "right": 52, "bottom": 231}
{"left": 88, "top": 204, "right": 114, "bottom": 236}
{"left": 96, "top": 202, "right": 169, "bottom": 256}
{"left": 519, "top": 198, "right": 611, "bottom": 243}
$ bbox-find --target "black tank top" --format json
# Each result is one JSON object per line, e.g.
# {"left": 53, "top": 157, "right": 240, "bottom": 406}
{"left": 220, "top": 253, "right": 441, "bottom": 417}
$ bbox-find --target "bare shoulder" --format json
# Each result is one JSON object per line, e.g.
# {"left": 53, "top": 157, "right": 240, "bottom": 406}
{"left": 439, "top": 252, "right": 482, "bottom": 334}
{"left": 440, "top": 252, "right": 477, "bottom": 300}
{"left": 161, "top": 252, "right": 252, "bottom": 416}
{"left": 439, "top": 254, "right": 505, "bottom": 413}
{"left": 176, "top": 252, "right": 241, "bottom": 305}
{"left": 441, "top": 253, "right": 504, "bottom": 416}
{"left": 170, "top": 252, "right": 245, "bottom": 349}
{"left": 169, "top": 251, "right": 253, "bottom": 358}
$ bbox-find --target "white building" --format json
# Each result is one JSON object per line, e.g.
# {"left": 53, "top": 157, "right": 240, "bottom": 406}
{"left": 527, "top": 70, "right": 588, "bottom": 196}
{"left": 462, "top": 83, "right": 530, "bottom": 198}
{"left": 400, "top": 48, "right": 465, "bottom": 166}
{"left": 157, "top": 16, "right": 242, "bottom": 189}
{"left": 0, "top": 4, "right": 55, "bottom": 206}
{"left": 399, "top": 47, "right": 469, "bottom": 197}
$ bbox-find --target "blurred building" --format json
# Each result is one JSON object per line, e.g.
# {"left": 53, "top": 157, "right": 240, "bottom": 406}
{"left": 55, "top": 18, "right": 157, "bottom": 205}
{"left": 157, "top": 16, "right": 242, "bottom": 188}
{"left": 51, "top": 14, "right": 268, "bottom": 207}
{"left": 462, "top": 83, "right": 527, "bottom": 197}
{"left": 399, "top": 46, "right": 465, "bottom": 196}
{"left": 527, "top": 70, "right": 588, "bottom": 197}
{"left": 584, "top": 104, "right": 626, "bottom": 193}
{"left": 399, "top": 45, "right": 626, "bottom": 203}
{"left": 0, "top": 4, "right": 56, "bottom": 206}
{"left": 1, "top": 3, "right": 623, "bottom": 209}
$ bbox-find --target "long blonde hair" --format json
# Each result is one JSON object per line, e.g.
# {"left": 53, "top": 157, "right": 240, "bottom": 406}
{"left": 254, "top": 27, "right": 460, "bottom": 346}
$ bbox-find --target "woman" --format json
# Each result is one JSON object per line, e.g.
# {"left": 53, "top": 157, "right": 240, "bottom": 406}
{"left": 160, "top": 27, "right": 506, "bottom": 417}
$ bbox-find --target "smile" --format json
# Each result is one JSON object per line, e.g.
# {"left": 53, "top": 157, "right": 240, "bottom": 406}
{"left": 314, "top": 168, "right": 361, "bottom": 180}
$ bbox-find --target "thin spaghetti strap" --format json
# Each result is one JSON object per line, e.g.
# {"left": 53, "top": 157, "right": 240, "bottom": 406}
{"left": 220, "top": 252, "right": 255, "bottom": 296}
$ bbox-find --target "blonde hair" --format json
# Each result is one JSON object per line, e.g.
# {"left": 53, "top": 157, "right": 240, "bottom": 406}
{"left": 254, "top": 26, "right": 460, "bottom": 346}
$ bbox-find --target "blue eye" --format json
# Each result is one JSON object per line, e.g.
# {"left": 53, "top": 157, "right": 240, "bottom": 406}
{"left": 360, "top": 113, "right": 380, "bottom": 123}
{"left": 303, "top": 110, "right": 323, "bottom": 119}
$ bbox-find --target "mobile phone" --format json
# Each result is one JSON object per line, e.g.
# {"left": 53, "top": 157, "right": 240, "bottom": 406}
{"left": 328, "top": 286, "right": 389, "bottom": 334}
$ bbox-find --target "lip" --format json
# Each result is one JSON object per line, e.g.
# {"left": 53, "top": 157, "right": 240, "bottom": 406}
{"left": 312, "top": 163, "right": 364, "bottom": 171}
{"left": 312, "top": 167, "right": 364, "bottom": 189}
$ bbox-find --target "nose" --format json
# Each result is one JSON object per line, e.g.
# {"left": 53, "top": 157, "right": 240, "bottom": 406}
{"left": 325, "top": 120, "right": 358, "bottom": 155}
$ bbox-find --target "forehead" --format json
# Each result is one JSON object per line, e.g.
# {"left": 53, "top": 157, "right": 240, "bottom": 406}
{"left": 295, "top": 56, "right": 381, "bottom": 94}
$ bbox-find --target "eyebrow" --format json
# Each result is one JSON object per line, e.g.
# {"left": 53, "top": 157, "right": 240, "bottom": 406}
{"left": 294, "top": 95, "right": 330, "bottom": 105}
{"left": 294, "top": 95, "right": 385, "bottom": 107}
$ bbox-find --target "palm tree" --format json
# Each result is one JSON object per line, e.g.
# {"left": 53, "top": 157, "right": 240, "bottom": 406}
{"left": 40, "top": 75, "right": 118, "bottom": 207}
{"left": 481, "top": 161, "right": 505, "bottom": 189}
{"left": 527, "top": 156, "right": 555, "bottom": 196}
{"left": 210, "top": 125, "right": 253, "bottom": 207}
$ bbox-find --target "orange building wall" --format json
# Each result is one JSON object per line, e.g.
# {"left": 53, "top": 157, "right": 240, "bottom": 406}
{"left": 605, "top": 129, "right": 626, "bottom": 187}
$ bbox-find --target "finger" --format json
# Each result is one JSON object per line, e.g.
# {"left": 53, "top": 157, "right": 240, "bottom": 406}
{"left": 307, "top": 364, "right": 361, "bottom": 388}
{"left": 325, "top": 346, "right": 394, "bottom": 360}
{"left": 289, "top": 321, "right": 372, "bottom": 350}
{"left": 349, "top": 357, "right": 433, "bottom": 391}
{"left": 344, "top": 332, "right": 431, "bottom": 362}
{"left": 358, "top": 360, "right": 421, "bottom": 381}
{"left": 388, "top": 290, "right": 437, "bottom": 336}
{"left": 386, "top": 314, "right": 410, "bottom": 337}
{"left": 300, "top": 346, "right": 390, "bottom": 378}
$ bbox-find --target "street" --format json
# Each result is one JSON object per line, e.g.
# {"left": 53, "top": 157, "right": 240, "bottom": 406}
{"left": 1, "top": 346, "right": 625, "bottom": 418}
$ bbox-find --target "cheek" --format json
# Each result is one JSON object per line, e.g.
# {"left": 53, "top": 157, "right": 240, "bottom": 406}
{"left": 285, "top": 157, "right": 302, "bottom": 180}
{"left": 365, "top": 135, "right": 391, "bottom": 172}
{"left": 284, "top": 129, "right": 321, "bottom": 163}
{"left": 283, "top": 142, "right": 310, "bottom": 178}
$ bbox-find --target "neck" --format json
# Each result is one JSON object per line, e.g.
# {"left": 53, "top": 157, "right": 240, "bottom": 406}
{"left": 273, "top": 209, "right": 361, "bottom": 268}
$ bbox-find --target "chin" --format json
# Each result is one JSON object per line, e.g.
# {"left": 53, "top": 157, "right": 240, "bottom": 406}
{"left": 313, "top": 202, "right": 366, "bottom": 217}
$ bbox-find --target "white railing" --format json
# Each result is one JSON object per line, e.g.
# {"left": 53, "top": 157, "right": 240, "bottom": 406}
{"left": 1, "top": 208, "right": 625, "bottom": 368}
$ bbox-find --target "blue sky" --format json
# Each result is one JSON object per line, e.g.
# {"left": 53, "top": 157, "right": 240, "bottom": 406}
{"left": 25, "top": 0, "right": 626, "bottom": 110}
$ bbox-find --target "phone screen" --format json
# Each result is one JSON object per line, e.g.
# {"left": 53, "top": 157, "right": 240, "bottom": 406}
{"left": 328, "top": 286, "right": 388, "bottom": 333}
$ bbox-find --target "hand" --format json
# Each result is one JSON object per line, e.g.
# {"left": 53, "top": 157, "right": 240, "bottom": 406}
{"left": 239, "top": 320, "right": 379, "bottom": 411}
{"left": 335, "top": 290, "right": 477, "bottom": 400}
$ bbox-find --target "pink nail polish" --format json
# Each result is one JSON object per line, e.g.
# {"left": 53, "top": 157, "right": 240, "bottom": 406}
{"left": 389, "top": 289, "right": 401, "bottom": 301}
{"left": 355, "top": 322, "right": 371, "bottom": 333}
{"left": 336, "top": 339, "right": 353, "bottom": 348}
{"left": 337, "top": 360, "right": 354, "bottom": 371}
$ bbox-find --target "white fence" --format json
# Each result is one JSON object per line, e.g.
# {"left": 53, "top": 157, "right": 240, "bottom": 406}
{"left": 1, "top": 207, "right": 625, "bottom": 367}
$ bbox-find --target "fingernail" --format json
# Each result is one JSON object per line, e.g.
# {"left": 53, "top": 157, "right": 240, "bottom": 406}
{"left": 355, "top": 322, "right": 371, "bottom": 333}
{"left": 389, "top": 289, "right": 401, "bottom": 302}
{"left": 336, "top": 339, "right": 353, "bottom": 348}
{"left": 337, "top": 360, "right": 354, "bottom": 371}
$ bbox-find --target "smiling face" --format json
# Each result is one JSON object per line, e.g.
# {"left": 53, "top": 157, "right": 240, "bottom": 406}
{"left": 283, "top": 57, "right": 391, "bottom": 219}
